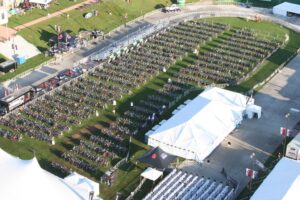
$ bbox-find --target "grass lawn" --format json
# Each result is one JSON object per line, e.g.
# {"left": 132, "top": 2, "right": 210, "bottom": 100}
{"left": 18, "top": 0, "right": 198, "bottom": 51}
{"left": 0, "top": 17, "right": 299, "bottom": 199}
{"left": 8, "top": 0, "right": 85, "bottom": 28}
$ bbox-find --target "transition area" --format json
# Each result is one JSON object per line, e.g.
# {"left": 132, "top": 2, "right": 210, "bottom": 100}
{"left": 0, "top": 4, "right": 300, "bottom": 199}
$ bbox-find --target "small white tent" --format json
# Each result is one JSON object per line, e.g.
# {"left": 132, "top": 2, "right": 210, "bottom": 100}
{"left": 141, "top": 167, "right": 163, "bottom": 181}
{"left": 0, "top": 149, "right": 100, "bottom": 200}
{"left": 147, "top": 87, "right": 254, "bottom": 162}
{"left": 273, "top": 2, "right": 300, "bottom": 17}
{"left": 251, "top": 157, "right": 300, "bottom": 200}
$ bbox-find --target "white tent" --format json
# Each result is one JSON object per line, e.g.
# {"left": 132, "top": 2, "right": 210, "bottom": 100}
{"left": 64, "top": 172, "right": 100, "bottom": 200}
{"left": 141, "top": 167, "right": 163, "bottom": 181}
{"left": 251, "top": 157, "right": 300, "bottom": 200}
{"left": 147, "top": 87, "right": 253, "bottom": 162}
{"left": 0, "top": 149, "right": 100, "bottom": 200}
{"left": 29, "top": 0, "right": 53, "bottom": 5}
{"left": 273, "top": 2, "right": 300, "bottom": 17}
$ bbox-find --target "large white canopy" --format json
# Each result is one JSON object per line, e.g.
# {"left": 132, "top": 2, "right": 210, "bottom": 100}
{"left": 0, "top": 149, "right": 100, "bottom": 200}
{"left": 141, "top": 167, "right": 163, "bottom": 181}
{"left": 251, "top": 157, "right": 300, "bottom": 200}
{"left": 147, "top": 87, "right": 251, "bottom": 162}
{"left": 273, "top": 2, "right": 300, "bottom": 17}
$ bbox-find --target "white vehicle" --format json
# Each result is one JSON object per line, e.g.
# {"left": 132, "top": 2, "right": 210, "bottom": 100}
{"left": 163, "top": 4, "right": 181, "bottom": 13}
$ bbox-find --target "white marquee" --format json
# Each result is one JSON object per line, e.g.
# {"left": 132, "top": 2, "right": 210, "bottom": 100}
{"left": 0, "top": 149, "right": 100, "bottom": 200}
{"left": 251, "top": 157, "right": 300, "bottom": 200}
{"left": 147, "top": 87, "right": 256, "bottom": 162}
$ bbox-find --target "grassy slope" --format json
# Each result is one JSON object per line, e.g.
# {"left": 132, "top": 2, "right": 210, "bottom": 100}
{"left": 17, "top": 0, "right": 197, "bottom": 50}
{"left": 8, "top": 0, "right": 85, "bottom": 28}
{"left": 0, "top": 17, "right": 299, "bottom": 199}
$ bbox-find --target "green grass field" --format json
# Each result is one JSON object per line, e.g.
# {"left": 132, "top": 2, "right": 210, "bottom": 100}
{"left": 17, "top": 0, "right": 199, "bottom": 51}
{"left": 8, "top": 0, "right": 85, "bottom": 28}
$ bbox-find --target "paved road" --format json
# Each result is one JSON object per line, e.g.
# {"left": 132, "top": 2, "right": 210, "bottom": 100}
{"left": 179, "top": 54, "right": 300, "bottom": 196}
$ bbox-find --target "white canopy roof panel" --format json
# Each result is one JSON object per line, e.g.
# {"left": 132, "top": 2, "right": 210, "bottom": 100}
{"left": 29, "top": 0, "right": 53, "bottom": 5}
{"left": 147, "top": 87, "right": 249, "bottom": 162}
{"left": 141, "top": 167, "right": 163, "bottom": 181}
{"left": 273, "top": 2, "right": 300, "bottom": 16}
{"left": 64, "top": 172, "right": 100, "bottom": 200}
{"left": 0, "top": 149, "right": 99, "bottom": 200}
{"left": 251, "top": 157, "right": 300, "bottom": 200}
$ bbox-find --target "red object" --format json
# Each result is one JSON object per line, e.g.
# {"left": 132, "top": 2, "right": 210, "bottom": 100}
{"left": 280, "top": 127, "right": 287, "bottom": 136}
{"left": 246, "top": 168, "right": 257, "bottom": 179}
{"left": 151, "top": 153, "right": 157, "bottom": 159}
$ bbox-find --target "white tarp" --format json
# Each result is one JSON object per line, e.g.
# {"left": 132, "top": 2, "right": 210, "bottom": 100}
{"left": 273, "top": 2, "right": 300, "bottom": 17}
{"left": 251, "top": 157, "right": 300, "bottom": 200}
{"left": 147, "top": 87, "right": 250, "bottom": 162}
{"left": 29, "top": 0, "right": 53, "bottom": 5}
{"left": 64, "top": 172, "right": 100, "bottom": 200}
{"left": 0, "top": 148, "right": 99, "bottom": 200}
{"left": 141, "top": 167, "right": 163, "bottom": 181}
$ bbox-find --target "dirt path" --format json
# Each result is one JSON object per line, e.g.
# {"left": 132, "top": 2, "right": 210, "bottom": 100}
{"left": 14, "top": 0, "right": 97, "bottom": 31}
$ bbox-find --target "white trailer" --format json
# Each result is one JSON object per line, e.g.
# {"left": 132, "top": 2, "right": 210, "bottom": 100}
{"left": 286, "top": 133, "right": 300, "bottom": 160}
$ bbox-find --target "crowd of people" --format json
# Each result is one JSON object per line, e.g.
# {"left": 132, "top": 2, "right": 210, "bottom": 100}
{"left": 0, "top": 20, "right": 281, "bottom": 177}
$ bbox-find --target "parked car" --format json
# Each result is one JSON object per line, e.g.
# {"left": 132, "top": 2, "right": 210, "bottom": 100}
{"left": 162, "top": 4, "right": 181, "bottom": 13}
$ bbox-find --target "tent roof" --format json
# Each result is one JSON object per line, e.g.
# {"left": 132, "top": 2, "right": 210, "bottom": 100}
{"left": 200, "top": 87, "right": 249, "bottom": 108}
{"left": 139, "top": 147, "right": 176, "bottom": 169}
{"left": 29, "top": 0, "right": 53, "bottom": 5}
{"left": 147, "top": 87, "right": 248, "bottom": 161}
{"left": 64, "top": 172, "right": 100, "bottom": 199}
{"left": 141, "top": 167, "right": 163, "bottom": 181}
{"left": 273, "top": 2, "right": 300, "bottom": 15}
{"left": 251, "top": 157, "right": 300, "bottom": 200}
{"left": 0, "top": 149, "right": 98, "bottom": 200}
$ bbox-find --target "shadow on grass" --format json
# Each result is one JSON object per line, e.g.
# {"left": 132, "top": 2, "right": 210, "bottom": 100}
{"left": 154, "top": 4, "right": 165, "bottom": 9}
{"left": 39, "top": 158, "right": 69, "bottom": 178}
